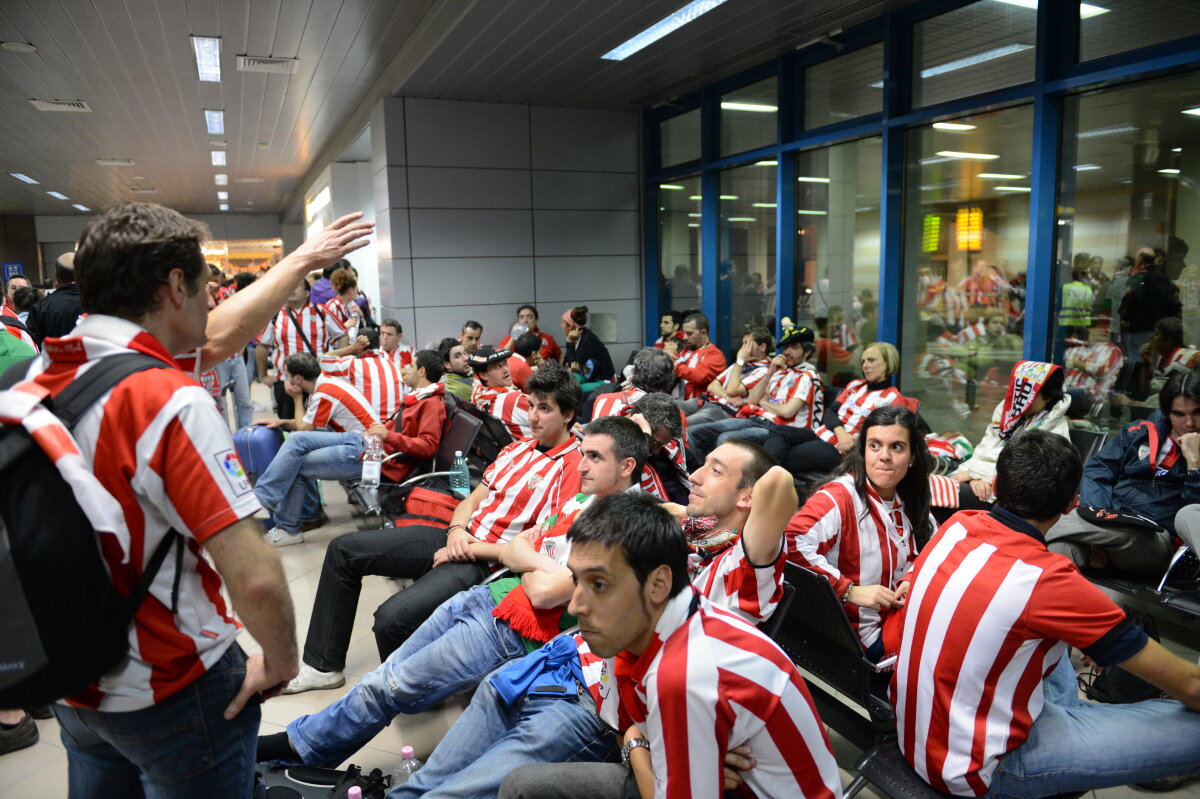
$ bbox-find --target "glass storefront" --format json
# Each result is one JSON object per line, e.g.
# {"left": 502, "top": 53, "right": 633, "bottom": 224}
{"left": 1079, "top": 0, "right": 1200, "bottom": 63}
{"left": 718, "top": 162, "right": 777, "bottom": 351}
{"left": 658, "top": 176, "right": 703, "bottom": 318}
{"left": 720, "top": 76, "right": 778, "bottom": 157}
{"left": 912, "top": 1, "right": 1036, "bottom": 107}
{"left": 660, "top": 108, "right": 701, "bottom": 168}
{"left": 805, "top": 43, "right": 884, "bottom": 130}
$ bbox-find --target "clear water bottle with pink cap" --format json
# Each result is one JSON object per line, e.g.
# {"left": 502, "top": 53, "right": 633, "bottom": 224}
{"left": 389, "top": 745, "right": 424, "bottom": 785}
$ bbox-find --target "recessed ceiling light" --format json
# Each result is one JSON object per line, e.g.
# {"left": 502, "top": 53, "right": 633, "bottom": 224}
{"left": 131, "top": 175, "right": 145, "bottom": 180}
{"left": 96, "top": 158, "right": 134, "bottom": 166}
{"left": 204, "top": 109, "right": 224, "bottom": 135}
{"left": 258, "top": 141, "right": 269, "bottom": 150}
{"left": 217, "top": 191, "right": 228, "bottom": 200}
{"left": 190, "top": 36, "right": 221, "bottom": 82}
{"left": 718, "top": 195, "right": 738, "bottom": 200}
{"left": 0, "top": 41, "right": 36, "bottom": 54}
{"left": 992, "top": 0, "right": 1109, "bottom": 18}
{"left": 688, "top": 213, "right": 701, "bottom": 217}
{"left": 977, "top": 172, "right": 1025, "bottom": 179}
{"left": 46, "top": 191, "right": 68, "bottom": 200}
{"left": 72, "top": 204, "right": 90, "bottom": 212}
{"left": 932, "top": 122, "right": 976, "bottom": 131}
{"left": 797, "top": 176, "right": 830, "bottom": 183}
{"left": 209, "top": 139, "right": 226, "bottom": 148}
{"left": 211, "top": 151, "right": 226, "bottom": 166}
{"left": 797, "top": 209, "right": 828, "bottom": 215}
{"left": 921, "top": 44, "right": 1033, "bottom": 80}
{"left": 234, "top": 177, "right": 263, "bottom": 184}
{"left": 1077, "top": 124, "right": 1136, "bottom": 138}
{"left": 688, "top": 195, "right": 702, "bottom": 200}
{"left": 214, "top": 174, "right": 228, "bottom": 185}
{"left": 659, "top": 184, "right": 684, "bottom": 190}
{"left": 9, "top": 173, "right": 38, "bottom": 184}
{"left": 601, "top": 0, "right": 731, "bottom": 61}
{"left": 219, "top": 203, "right": 229, "bottom": 211}
{"left": 687, "top": 223, "right": 699, "bottom": 227}
{"left": 936, "top": 150, "right": 1000, "bottom": 160}
{"left": 727, "top": 217, "right": 757, "bottom": 222}
{"left": 1172, "top": 147, "right": 1183, "bottom": 153}
{"left": 1158, "top": 168, "right": 1181, "bottom": 175}
{"left": 720, "top": 102, "right": 777, "bottom": 113}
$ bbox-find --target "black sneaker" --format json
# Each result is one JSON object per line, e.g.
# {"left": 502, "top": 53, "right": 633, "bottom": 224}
{"left": 1133, "top": 774, "right": 1200, "bottom": 792}
{"left": 300, "top": 510, "right": 331, "bottom": 532}
{"left": 0, "top": 713, "right": 39, "bottom": 755}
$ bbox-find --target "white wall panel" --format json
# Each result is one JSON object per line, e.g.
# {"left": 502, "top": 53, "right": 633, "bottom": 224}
{"left": 408, "top": 167, "right": 532, "bottom": 209}
{"left": 534, "top": 210, "right": 639, "bottom": 257}
{"left": 532, "top": 171, "right": 638, "bottom": 211}
{"left": 530, "top": 107, "right": 637, "bottom": 173}
{"left": 409, "top": 209, "right": 533, "bottom": 258}
{"left": 535, "top": 256, "right": 640, "bottom": 303}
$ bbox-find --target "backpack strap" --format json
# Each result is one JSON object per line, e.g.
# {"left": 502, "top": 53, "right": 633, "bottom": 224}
{"left": 1, "top": 314, "right": 30, "bottom": 335}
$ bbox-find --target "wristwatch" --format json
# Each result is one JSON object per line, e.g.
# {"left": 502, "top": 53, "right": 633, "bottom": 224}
{"left": 621, "top": 737, "right": 650, "bottom": 767}
{"left": 735, "top": 358, "right": 745, "bottom": 367}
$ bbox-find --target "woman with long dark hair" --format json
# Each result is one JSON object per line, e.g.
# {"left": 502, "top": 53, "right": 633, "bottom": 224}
{"left": 785, "top": 405, "right": 934, "bottom": 660}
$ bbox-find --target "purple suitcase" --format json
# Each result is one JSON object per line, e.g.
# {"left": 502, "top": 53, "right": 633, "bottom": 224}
{"left": 233, "top": 425, "right": 284, "bottom": 483}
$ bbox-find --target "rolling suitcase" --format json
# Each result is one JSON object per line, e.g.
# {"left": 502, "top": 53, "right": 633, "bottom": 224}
{"left": 233, "top": 425, "right": 285, "bottom": 484}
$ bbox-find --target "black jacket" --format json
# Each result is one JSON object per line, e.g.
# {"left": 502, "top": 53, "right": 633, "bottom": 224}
{"left": 26, "top": 284, "right": 83, "bottom": 347}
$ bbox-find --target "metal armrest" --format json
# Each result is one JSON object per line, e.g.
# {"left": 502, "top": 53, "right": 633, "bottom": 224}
{"left": 1157, "top": 545, "right": 1192, "bottom": 593}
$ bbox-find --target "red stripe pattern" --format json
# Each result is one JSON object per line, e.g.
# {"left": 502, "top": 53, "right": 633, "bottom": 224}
{"left": 319, "top": 352, "right": 404, "bottom": 421}
{"left": 304, "top": 374, "right": 380, "bottom": 433}
{"left": 469, "top": 437, "right": 582, "bottom": 544}
{"left": 817, "top": 379, "right": 904, "bottom": 443}
{"left": 259, "top": 304, "right": 346, "bottom": 371}
{"left": 471, "top": 382, "right": 532, "bottom": 438}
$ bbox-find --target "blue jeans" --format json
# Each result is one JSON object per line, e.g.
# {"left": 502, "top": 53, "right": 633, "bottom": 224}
{"left": 215, "top": 355, "right": 254, "bottom": 430}
{"left": 254, "top": 431, "right": 364, "bottom": 532}
{"left": 688, "top": 417, "right": 772, "bottom": 457}
{"left": 52, "top": 645, "right": 259, "bottom": 799}
{"left": 390, "top": 675, "right": 618, "bottom": 799}
{"left": 987, "top": 652, "right": 1200, "bottom": 798}
{"left": 287, "top": 586, "right": 528, "bottom": 767}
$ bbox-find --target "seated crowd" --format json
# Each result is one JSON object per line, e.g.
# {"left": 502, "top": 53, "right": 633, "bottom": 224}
{"left": 5, "top": 222, "right": 1200, "bottom": 799}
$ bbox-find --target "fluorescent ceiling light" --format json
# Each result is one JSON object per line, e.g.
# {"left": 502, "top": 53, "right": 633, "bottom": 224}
{"left": 1184, "top": 107, "right": 1200, "bottom": 117}
{"left": 601, "top": 0, "right": 730, "bottom": 61}
{"left": 209, "top": 139, "right": 226, "bottom": 148}
{"left": 977, "top": 172, "right": 1025, "bottom": 179}
{"left": 688, "top": 223, "right": 699, "bottom": 227}
{"left": 932, "top": 122, "right": 976, "bottom": 131}
{"left": 755, "top": 160, "right": 778, "bottom": 166}
{"left": 46, "top": 191, "right": 68, "bottom": 200}
{"left": 219, "top": 203, "right": 229, "bottom": 211}
{"left": 994, "top": 186, "right": 1031, "bottom": 192}
{"left": 797, "top": 176, "right": 830, "bottom": 183}
{"left": 214, "top": 173, "right": 228, "bottom": 185}
{"left": 659, "top": 184, "right": 684, "bottom": 190}
{"left": 797, "top": 209, "right": 828, "bottom": 215}
{"left": 727, "top": 217, "right": 757, "bottom": 222}
{"left": 217, "top": 191, "right": 228, "bottom": 200}
{"left": 306, "top": 186, "right": 332, "bottom": 223}
{"left": 211, "top": 151, "right": 226, "bottom": 166}
{"left": 923, "top": 44, "right": 1033, "bottom": 80}
{"left": 919, "top": 156, "right": 955, "bottom": 165}
{"left": 1172, "top": 147, "right": 1183, "bottom": 153}
{"left": 688, "top": 213, "right": 701, "bottom": 217}
{"left": 1158, "top": 168, "right": 1181, "bottom": 175}
{"left": 1077, "top": 124, "right": 1135, "bottom": 139}
{"left": 720, "top": 102, "right": 777, "bottom": 113}
{"left": 936, "top": 150, "right": 1000, "bottom": 160}
{"left": 131, "top": 188, "right": 157, "bottom": 194}
{"left": 992, "top": 0, "right": 1109, "bottom": 18}
{"left": 688, "top": 195, "right": 702, "bottom": 200}
{"left": 1073, "top": 164, "right": 1102, "bottom": 171}
{"left": 718, "top": 195, "right": 738, "bottom": 200}
{"left": 204, "top": 109, "right": 224, "bottom": 135}
{"left": 752, "top": 203, "right": 777, "bottom": 208}
{"left": 234, "top": 177, "right": 263, "bottom": 184}
{"left": 9, "top": 172, "right": 37, "bottom": 184}
{"left": 72, "top": 204, "right": 90, "bottom": 212}
{"left": 191, "top": 36, "right": 221, "bottom": 82}
{"left": 131, "top": 175, "right": 145, "bottom": 180}
{"left": 96, "top": 158, "right": 134, "bottom": 166}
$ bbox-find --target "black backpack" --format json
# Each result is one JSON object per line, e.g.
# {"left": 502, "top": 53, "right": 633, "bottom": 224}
{"left": 0, "top": 353, "right": 183, "bottom": 707}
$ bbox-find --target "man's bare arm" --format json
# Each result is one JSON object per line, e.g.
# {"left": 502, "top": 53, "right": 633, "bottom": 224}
{"left": 1120, "top": 638, "right": 1200, "bottom": 712}
{"left": 742, "top": 465, "right": 797, "bottom": 565}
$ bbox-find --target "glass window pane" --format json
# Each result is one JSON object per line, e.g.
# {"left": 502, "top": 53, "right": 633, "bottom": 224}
{"left": 792, "top": 137, "right": 883, "bottom": 388}
{"left": 805, "top": 43, "right": 884, "bottom": 130}
{"left": 660, "top": 109, "right": 701, "bottom": 168}
{"left": 1054, "top": 71, "right": 1200, "bottom": 415}
{"left": 1081, "top": 0, "right": 1200, "bottom": 62}
{"left": 659, "top": 177, "right": 703, "bottom": 331}
{"left": 720, "top": 76, "right": 778, "bottom": 157}
{"left": 718, "top": 164, "right": 777, "bottom": 351}
{"left": 901, "top": 105, "right": 1033, "bottom": 440}
{"left": 913, "top": 2, "right": 1036, "bottom": 108}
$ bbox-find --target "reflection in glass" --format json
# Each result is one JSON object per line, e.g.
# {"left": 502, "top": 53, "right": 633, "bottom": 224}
{"left": 805, "top": 44, "right": 884, "bottom": 130}
{"left": 792, "top": 137, "right": 883, "bottom": 388}
{"left": 718, "top": 163, "right": 777, "bottom": 352}
{"left": 661, "top": 108, "right": 701, "bottom": 168}
{"left": 902, "top": 105, "right": 1033, "bottom": 441}
{"left": 1055, "top": 71, "right": 1200, "bottom": 419}
{"left": 1080, "top": 0, "right": 1200, "bottom": 63}
{"left": 913, "top": 1, "right": 1036, "bottom": 108}
{"left": 659, "top": 176, "right": 703, "bottom": 326}
{"left": 720, "top": 76, "right": 778, "bottom": 156}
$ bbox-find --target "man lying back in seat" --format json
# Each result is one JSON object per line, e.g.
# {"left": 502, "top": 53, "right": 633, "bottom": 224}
{"left": 889, "top": 429, "right": 1200, "bottom": 798}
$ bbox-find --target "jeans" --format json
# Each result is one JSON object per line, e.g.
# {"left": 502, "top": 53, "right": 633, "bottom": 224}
{"left": 372, "top": 559, "right": 490, "bottom": 659}
{"left": 215, "top": 355, "right": 254, "bottom": 430}
{"left": 687, "top": 417, "right": 771, "bottom": 457}
{"left": 254, "top": 431, "right": 365, "bottom": 533}
{"left": 52, "top": 645, "right": 259, "bottom": 799}
{"left": 390, "top": 676, "right": 618, "bottom": 799}
{"left": 683, "top": 401, "right": 732, "bottom": 426}
{"left": 987, "top": 652, "right": 1200, "bottom": 798}
{"left": 288, "top": 586, "right": 529, "bottom": 767}
{"left": 301, "top": 525, "right": 448, "bottom": 672}
{"left": 499, "top": 763, "right": 638, "bottom": 799}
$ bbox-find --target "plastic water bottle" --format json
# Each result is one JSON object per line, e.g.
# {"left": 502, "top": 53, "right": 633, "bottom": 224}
{"left": 390, "top": 745, "right": 423, "bottom": 786}
{"left": 450, "top": 450, "right": 470, "bottom": 498}
{"left": 360, "top": 433, "right": 383, "bottom": 491}
{"left": 347, "top": 787, "right": 362, "bottom": 799}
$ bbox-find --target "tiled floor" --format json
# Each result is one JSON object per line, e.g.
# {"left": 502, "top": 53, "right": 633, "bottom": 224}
{"left": 3, "top": 387, "right": 1199, "bottom": 797}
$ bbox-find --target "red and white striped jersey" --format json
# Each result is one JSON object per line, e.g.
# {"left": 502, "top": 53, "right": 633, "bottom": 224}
{"left": 471, "top": 381, "right": 532, "bottom": 439}
{"left": 582, "top": 591, "right": 841, "bottom": 799}
{"left": 319, "top": 351, "right": 404, "bottom": 421}
{"left": 817, "top": 379, "right": 905, "bottom": 443}
{"left": 1, "top": 297, "right": 18, "bottom": 318}
{"left": 259, "top": 304, "right": 346, "bottom": 372}
{"left": 653, "top": 330, "right": 686, "bottom": 349}
{"left": 786, "top": 475, "right": 919, "bottom": 647}
{"left": 468, "top": 437, "right": 583, "bottom": 544}
{"left": 1160, "top": 346, "right": 1200, "bottom": 375}
{"left": 322, "top": 297, "right": 360, "bottom": 337}
{"left": 747, "top": 362, "right": 824, "bottom": 427}
{"left": 499, "top": 329, "right": 561, "bottom": 363}
{"left": 830, "top": 322, "right": 859, "bottom": 349}
{"left": 1063, "top": 340, "right": 1122, "bottom": 402}
{"left": 709, "top": 359, "right": 770, "bottom": 410}
{"left": 383, "top": 342, "right": 415, "bottom": 371}
{"left": 690, "top": 534, "right": 786, "bottom": 626}
{"left": 16, "top": 315, "right": 260, "bottom": 711}
{"left": 304, "top": 373, "right": 379, "bottom": 433}
{"left": 891, "top": 510, "right": 1131, "bottom": 796}
{"left": 591, "top": 387, "right": 647, "bottom": 420}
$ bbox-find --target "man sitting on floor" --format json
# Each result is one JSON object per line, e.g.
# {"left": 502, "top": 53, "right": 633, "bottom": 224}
{"left": 258, "top": 415, "right": 646, "bottom": 763}
{"left": 471, "top": 344, "right": 533, "bottom": 439}
{"left": 279, "top": 362, "right": 583, "bottom": 694}
{"left": 253, "top": 351, "right": 380, "bottom": 547}
{"left": 889, "top": 429, "right": 1200, "bottom": 797}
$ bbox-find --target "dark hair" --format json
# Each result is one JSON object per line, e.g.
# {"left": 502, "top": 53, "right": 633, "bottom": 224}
{"left": 584, "top": 415, "right": 649, "bottom": 484}
{"left": 4, "top": 274, "right": 30, "bottom": 291}
{"left": 660, "top": 310, "right": 683, "bottom": 327}
{"left": 525, "top": 360, "right": 581, "bottom": 426}
{"left": 568, "top": 306, "right": 589, "bottom": 327}
{"left": 1161, "top": 372, "right": 1200, "bottom": 417}
{"left": 1037, "top": 368, "right": 1065, "bottom": 408}
{"left": 12, "top": 285, "right": 40, "bottom": 313}
{"left": 438, "top": 336, "right": 462, "bottom": 362}
{"left": 567, "top": 492, "right": 690, "bottom": 597}
{"left": 518, "top": 304, "right": 538, "bottom": 321}
{"left": 628, "top": 392, "right": 683, "bottom": 439}
{"left": 330, "top": 267, "right": 357, "bottom": 295}
{"left": 74, "top": 203, "right": 208, "bottom": 319}
{"left": 718, "top": 439, "right": 778, "bottom": 490}
{"left": 514, "top": 331, "right": 542, "bottom": 357}
{"left": 414, "top": 349, "right": 444, "bottom": 382}
{"left": 629, "top": 347, "right": 676, "bottom": 394}
{"left": 683, "top": 312, "right": 709, "bottom": 333}
{"left": 359, "top": 327, "right": 380, "bottom": 349}
{"left": 381, "top": 318, "right": 402, "bottom": 335}
{"left": 745, "top": 325, "right": 774, "bottom": 351}
{"left": 827, "top": 405, "right": 932, "bottom": 542}
{"left": 233, "top": 272, "right": 256, "bottom": 291}
{"left": 1155, "top": 316, "right": 1185, "bottom": 349}
{"left": 283, "top": 352, "right": 321, "bottom": 381}
{"left": 462, "top": 320, "right": 483, "bottom": 333}
{"left": 994, "top": 430, "right": 1081, "bottom": 521}
{"left": 322, "top": 259, "right": 349, "bottom": 279}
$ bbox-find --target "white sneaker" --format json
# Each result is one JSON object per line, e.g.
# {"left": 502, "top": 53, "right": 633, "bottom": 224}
{"left": 253, "top": 507, "right": 272, "bottom": 521}
{"left": 265, "top": 527, "right": 304, "bottom": 547}
{"left": 282, "top": 663, "right": 345, "bottom": 694}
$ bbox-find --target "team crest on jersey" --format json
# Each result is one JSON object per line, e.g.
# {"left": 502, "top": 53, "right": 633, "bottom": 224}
{"left": 215, "top": 450, "right": 253, "bottom": 496}
{"left": 543, "top": 539, "right": 557, "bottom": 559}
{"left": 1139, "top": 445, "right": 1151, "bottom": 462}
{"left": 525, "top": 474, "right": 544, "bottom": 490}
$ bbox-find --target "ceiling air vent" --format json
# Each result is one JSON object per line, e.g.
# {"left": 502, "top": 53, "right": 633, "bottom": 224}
{"left": 30, "top": 99, "right": 92, "bottom": 112}
{"left": 236, "top": 55, "right": 299, "bottom": 75}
